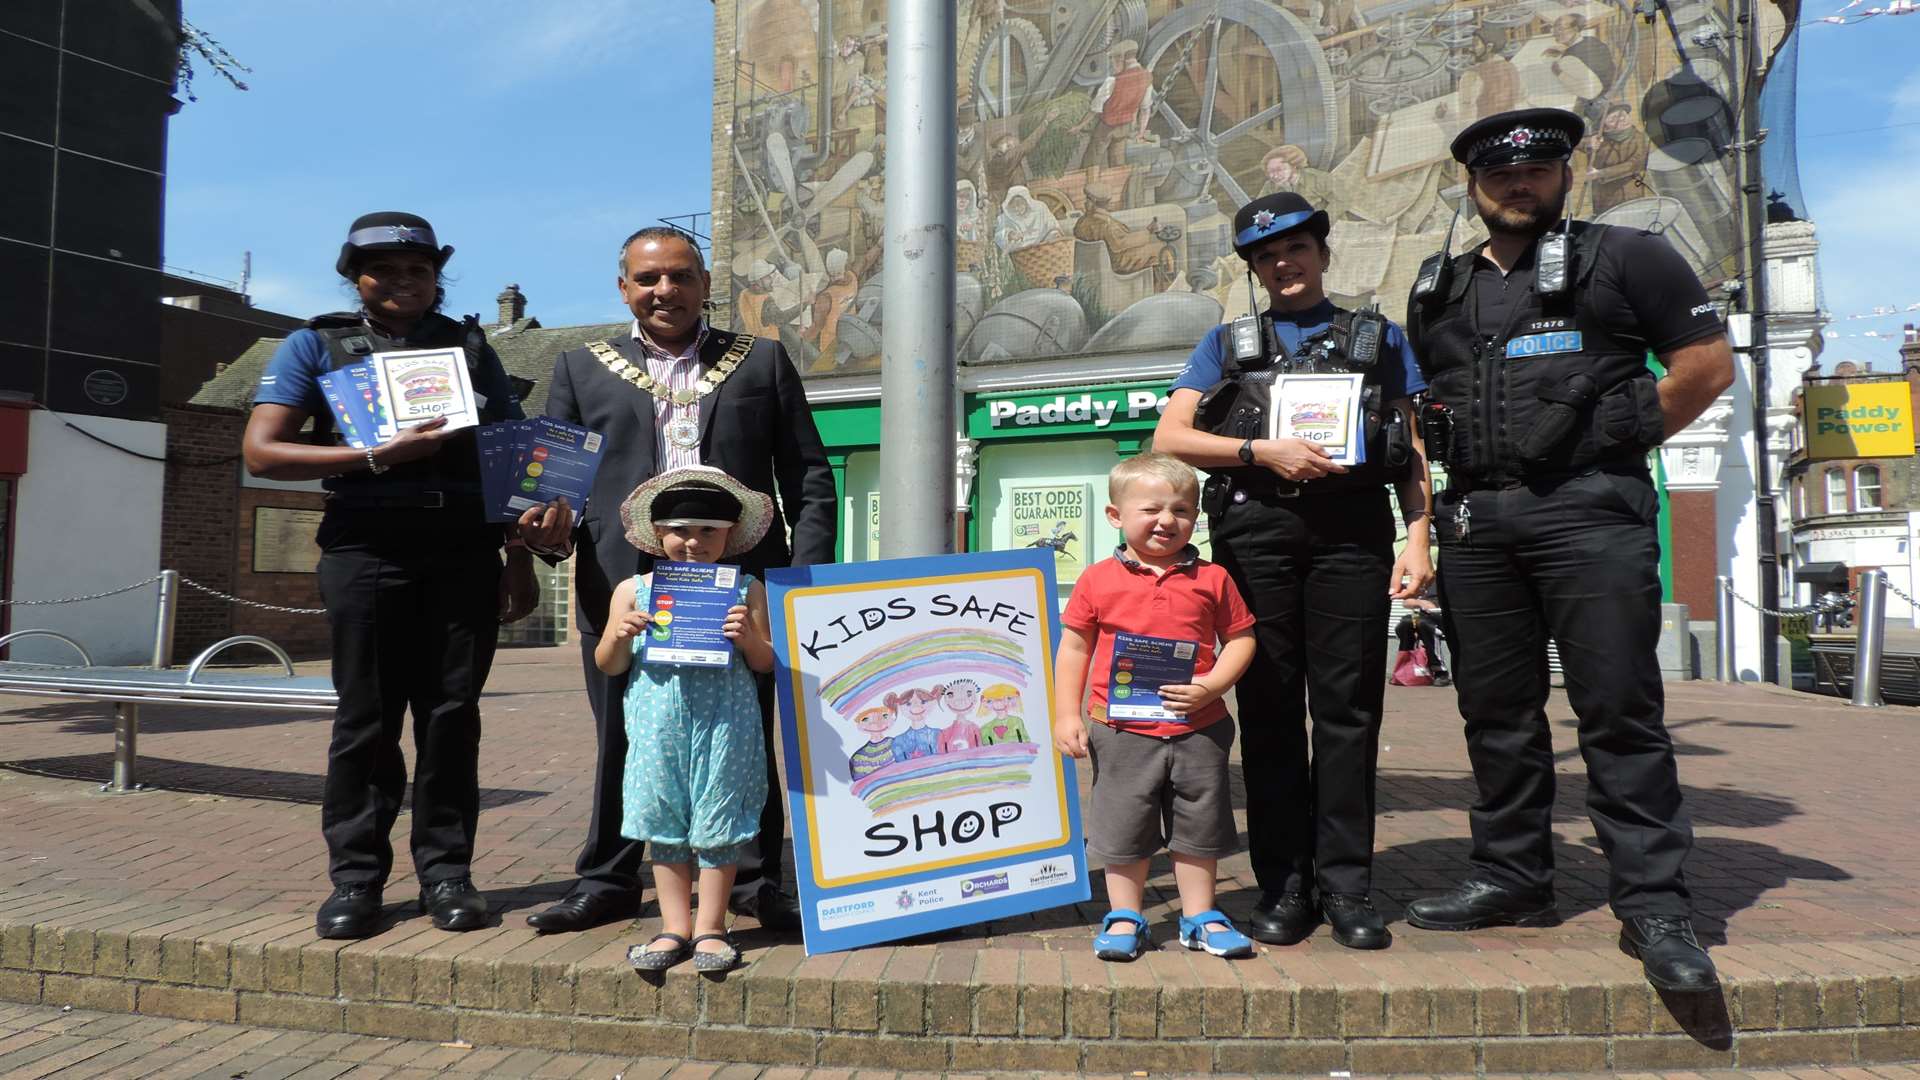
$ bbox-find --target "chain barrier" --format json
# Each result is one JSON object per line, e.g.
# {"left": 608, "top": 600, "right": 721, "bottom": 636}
{"left": 0, "top": 576, "right": 163, "bottom": 607}
{"left": 176, "top": 576, "right": 326, "bottom": 616}
{"left": 0, "top": 574, "right": 324, "bottom": 616}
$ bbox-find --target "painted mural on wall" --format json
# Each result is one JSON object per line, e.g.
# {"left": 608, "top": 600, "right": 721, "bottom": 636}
{"left": 726, "top": 0, "right": 1744, "bottom": 375}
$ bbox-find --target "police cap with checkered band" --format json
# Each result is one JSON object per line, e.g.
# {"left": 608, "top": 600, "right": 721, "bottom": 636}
{"left": 1449, "top": 107, "right": 1586, "bottom": 170}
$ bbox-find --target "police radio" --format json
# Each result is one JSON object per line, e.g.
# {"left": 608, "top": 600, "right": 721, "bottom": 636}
{"left": 1228, "top": 265, "right": 1269, "bottom": 370}
{"left": 1411, "top": 198, "right": 1463, "bottom": 304}
{"left": 1535, "top": 211, "right": 1575, "bottom": 297}
{"left": 1347, "top": 306, "right": 1386, "bottom": 369}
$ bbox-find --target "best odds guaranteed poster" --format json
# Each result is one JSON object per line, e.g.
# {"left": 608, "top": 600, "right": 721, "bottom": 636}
{"left": 767, "top": 549, "right": 1089, "bottom": 954}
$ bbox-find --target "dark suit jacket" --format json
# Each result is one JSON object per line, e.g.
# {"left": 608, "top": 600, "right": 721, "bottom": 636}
{"left": 545, "top": 326, "right": 837, "bottom": 635}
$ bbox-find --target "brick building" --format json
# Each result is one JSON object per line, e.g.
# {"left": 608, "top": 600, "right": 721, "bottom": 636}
{"left": 1783, "top": 326, "right": 1920, "bottom": 620}
{"left": 160, "top": 287, "right": 618, "bottom": 661}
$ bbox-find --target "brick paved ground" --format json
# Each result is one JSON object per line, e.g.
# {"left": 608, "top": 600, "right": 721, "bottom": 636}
{"left": 1, "top": 1002, "right": 1915, "bottom": 1079}
{"left": 0, "top": 647, "right": 1915, "bottom": 1072}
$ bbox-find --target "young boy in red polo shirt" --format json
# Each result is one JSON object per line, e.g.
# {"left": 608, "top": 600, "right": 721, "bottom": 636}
{"left": 1054, "top": 453, "right": 1257, "bottom": 960}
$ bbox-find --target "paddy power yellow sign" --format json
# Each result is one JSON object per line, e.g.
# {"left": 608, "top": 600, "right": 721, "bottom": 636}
{"left": 1804, "top": 382, "right": 1915, "bottom": 460}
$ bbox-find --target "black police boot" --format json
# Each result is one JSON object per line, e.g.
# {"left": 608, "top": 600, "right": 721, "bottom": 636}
{"left": 525, "top": 890, "right": 639, "bottom": 934}
{"left": 1322, "top": 893, "right": 1392, "bottom": 950}
{"left": 1405, "top": 879, "right": 1559, "bottom": 931}
{"left": 419, "top": 877, "right": 488, "bottom": 932}
{"left": 1248, "top": 890, "right": 1319, "bottom": 945}
{"left": 729, "top": 884, "right": 802, "bottom": 932}
{"left": 1619, "top": 915, "right": 1719, "bottom": 992}
{"left": 316, "top": 883, "right": 383, "bottom": 940}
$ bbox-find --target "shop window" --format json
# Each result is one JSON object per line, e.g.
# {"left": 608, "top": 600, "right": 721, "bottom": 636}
{"left": 1854, "top": 465, "right": 1882, "bottom": 511}
{"left": 1825, "top": 468, "right": 1847, "bottom": 514}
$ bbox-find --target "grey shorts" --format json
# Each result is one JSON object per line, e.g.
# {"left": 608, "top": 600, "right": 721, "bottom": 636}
{"left": 1084, "top": 716, "right": 1239, "bottom": 863}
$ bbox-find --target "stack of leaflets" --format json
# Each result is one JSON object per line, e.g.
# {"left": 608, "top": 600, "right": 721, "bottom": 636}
{"left": 1270, "top": 372, "right": 1367, "bottom": 466}
{"left": 476, "top": 417, "right": 606, "bottom": 522}
{"left": 318, "top": 347, "right": 481, "bottom": 449}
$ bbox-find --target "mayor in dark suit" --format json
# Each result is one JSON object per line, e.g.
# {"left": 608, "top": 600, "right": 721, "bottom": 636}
{"left": 529, "top": 226, "right": 836, "bottom": 933}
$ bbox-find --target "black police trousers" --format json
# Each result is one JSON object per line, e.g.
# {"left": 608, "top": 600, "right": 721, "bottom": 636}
{"left": 1433, "top": 468, "right": 1692, "bottom": 917}
{"left": 315, "top": 513, "right": 503, "bottom": 887}
{"left": 1209, "top": 486, "right": 1393, "bottom": 897}
{"left": 572, "top": 631, "right": 785, "bottom": 905}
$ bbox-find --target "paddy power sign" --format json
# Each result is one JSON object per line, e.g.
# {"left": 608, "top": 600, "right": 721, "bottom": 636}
{"left": 1804, "top": 382, "right": 1915, "bottom": 461}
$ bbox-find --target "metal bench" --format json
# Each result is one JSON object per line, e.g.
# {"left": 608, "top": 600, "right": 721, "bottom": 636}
{"left": 0, "top": 629, "right": 336, "bottom": 793}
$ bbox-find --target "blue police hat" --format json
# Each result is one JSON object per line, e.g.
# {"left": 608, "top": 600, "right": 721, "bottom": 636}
{"left": 1231, "top": 192, "right": 1330, "bottom": 258}
{"left": 336, "top": 211, "right": 455, "bottom": 279}
{"left": 1450, "top": 107, "right": 1586, "bottom": 170}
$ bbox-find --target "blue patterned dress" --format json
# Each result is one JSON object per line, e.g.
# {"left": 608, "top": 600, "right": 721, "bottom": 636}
{"left": 619, "top": 573, "right": 768, "bottom": 866}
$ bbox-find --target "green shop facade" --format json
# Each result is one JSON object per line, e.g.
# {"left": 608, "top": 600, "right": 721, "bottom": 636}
{"left": 809, "top": 374, "right": 1204, "bottom": 602}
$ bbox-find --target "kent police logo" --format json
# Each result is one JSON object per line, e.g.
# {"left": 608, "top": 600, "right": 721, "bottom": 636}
{"left": 1252, "top": 210, "right": 1275, "bottom": 229}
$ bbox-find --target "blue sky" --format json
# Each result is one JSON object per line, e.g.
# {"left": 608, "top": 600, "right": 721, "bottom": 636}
{"left": 166, "top": 2, "right": 1918, "bottom": 364}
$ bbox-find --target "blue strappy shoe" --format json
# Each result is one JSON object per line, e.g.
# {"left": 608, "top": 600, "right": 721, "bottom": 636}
{"left": 1178, "top": 909, "right": 1254, "bottom": 958}
{"left": 1093, "top": 908, "right": 1149, "bottom": 961}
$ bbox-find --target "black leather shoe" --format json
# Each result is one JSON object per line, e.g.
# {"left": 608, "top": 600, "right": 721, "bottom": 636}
{"left": 729, "top": 885, "right": 802, "bottom": 932}
{"left": 419, "top": 877, "right": 488, "bottom": 931}
{"left": 1248, "top": 890, "right": 1319, "bottom": 945}
{"left": 1405, "top": 879, "right": 1559, "bottom": 931}
{"left": 1322, "top": 893, "right": 1392, "bottom": 950}
{"left": 525, "top": 891, "right": 638, "bottom": 934}
{"left": 1620, "top": 915, "right": 1719, "bottom": 992}
{"left": 316, "top": 883, "right": 382, "bottom": 940}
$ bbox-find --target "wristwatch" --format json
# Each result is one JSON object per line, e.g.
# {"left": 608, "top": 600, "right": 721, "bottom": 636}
{"left": 1238, "top": 438, "right": 1255, "bottom": 465}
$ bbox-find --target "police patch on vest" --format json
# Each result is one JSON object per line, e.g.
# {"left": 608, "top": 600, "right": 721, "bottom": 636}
{"left": 1505, "top": 331, "right": 1583, "bottom": 359}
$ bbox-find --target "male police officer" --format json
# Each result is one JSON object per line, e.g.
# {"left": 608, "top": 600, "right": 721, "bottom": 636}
{"left": 1402, "top": 109, "right": 1733, "bottom": 990}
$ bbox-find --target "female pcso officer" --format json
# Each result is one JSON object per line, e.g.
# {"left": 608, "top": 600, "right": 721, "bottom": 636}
{"left": 1153, "top": 191, "right": 1433, "bottom": 951}
{"left": 242, "top": 212, "right": 572, "bottom": 940}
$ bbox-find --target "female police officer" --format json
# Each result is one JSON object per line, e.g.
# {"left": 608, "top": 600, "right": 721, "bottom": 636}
{"left": 243, "top": 212, "right": 571, "bottom": 939}
{"left": 1154, "top": 192, "right": 1432, "bottom": 950}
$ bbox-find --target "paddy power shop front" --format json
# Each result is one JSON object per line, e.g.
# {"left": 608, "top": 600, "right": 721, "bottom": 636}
{"left": 815, "top": 378, "right": 1205, "bottom": 603}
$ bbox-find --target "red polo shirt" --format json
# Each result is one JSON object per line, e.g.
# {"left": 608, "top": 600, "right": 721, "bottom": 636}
{"left": 1061, "top": 547, "right": 1254, "bottom": 737}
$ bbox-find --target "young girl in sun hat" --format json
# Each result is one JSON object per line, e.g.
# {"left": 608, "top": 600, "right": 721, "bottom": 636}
{"left": 596, "top": 465, "right": 776, "bottom": 974}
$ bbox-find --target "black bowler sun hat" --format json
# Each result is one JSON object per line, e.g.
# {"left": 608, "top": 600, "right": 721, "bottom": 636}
{"left": 1450, "top": 107, "right": 1586, "bottom": 170}
{"left": 335, "top": 211, "right": 455, "bottom": 279}
{"left": 1232, "top": 192, "right": 1330, "bottom": 258}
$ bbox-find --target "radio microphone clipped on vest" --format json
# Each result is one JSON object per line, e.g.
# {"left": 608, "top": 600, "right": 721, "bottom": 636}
{"left": 1230, "top": 264, "right": 1266, "bottom": 367}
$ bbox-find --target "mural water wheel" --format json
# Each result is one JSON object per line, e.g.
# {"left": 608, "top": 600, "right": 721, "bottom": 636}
{"left": 1140, "top": 1, "right": 1339, "bottom": 211}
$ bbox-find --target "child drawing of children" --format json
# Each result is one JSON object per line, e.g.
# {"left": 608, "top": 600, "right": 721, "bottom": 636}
{"left": 979, "top": 683, "right": 1031, "bottom": 745}
{"left": 938, "top": 678, "right": 984, "bottom": 752}
{"left": 889, "top": 687, "right": 940, "bottom": 761}
{"left": 849, "top": 706, "right": 897, "bottom": 780}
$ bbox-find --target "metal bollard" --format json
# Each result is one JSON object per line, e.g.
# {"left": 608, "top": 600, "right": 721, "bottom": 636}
{"left": 106, "top": 570, "right": 176, "bottom": 795}
{"left": 151, "top": 569, "right": 178, "bottom": 670}
{"left": 1852, "top": 569, "right": 1888, "bottom": 708}
{"left": 1715, "top": 575, "right": 1737, "bottom": 682}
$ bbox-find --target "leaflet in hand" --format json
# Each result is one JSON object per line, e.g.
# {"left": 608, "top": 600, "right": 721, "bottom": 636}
{"left": 474, "top": 417, "right": 606, "bottom": 522}
{"left": 640, "top": 562, "right": 741, "bottom": 668}
{"left": 315, "top": 348, "right": 474, "bottom": 448}
{"left": 1108, "top": 632, "right": 1200, "bottom": 722}
{"left": 1270, "top": 372, "right": 1366, "bottom": 466}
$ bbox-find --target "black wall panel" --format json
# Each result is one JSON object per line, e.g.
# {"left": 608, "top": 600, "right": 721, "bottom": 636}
{"left": 54, "top": 151, "right": 161, "bottom": 267}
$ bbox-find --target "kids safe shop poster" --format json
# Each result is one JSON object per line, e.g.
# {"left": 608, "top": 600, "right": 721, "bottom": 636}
{"left": 767, "top": 548, "right": 1089, "bottom": 954}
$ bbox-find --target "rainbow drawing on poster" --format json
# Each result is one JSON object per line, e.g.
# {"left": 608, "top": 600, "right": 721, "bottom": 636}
{"left": 821, "top": 627, "right": 1037, "bottom": 814}
{"left": 1288, "top": 401, "right": 1343, "bottom": 434}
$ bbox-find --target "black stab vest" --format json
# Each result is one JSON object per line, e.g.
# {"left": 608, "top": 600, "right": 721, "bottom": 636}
{"left": 1195, "top": 308, "right": 1412, "bottom": 495}
{"left": 307, "top": 311, "right": 510, "bottom": 501}
{"left": 1407, "top": 222, "right": 1667, "bottom": 482}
